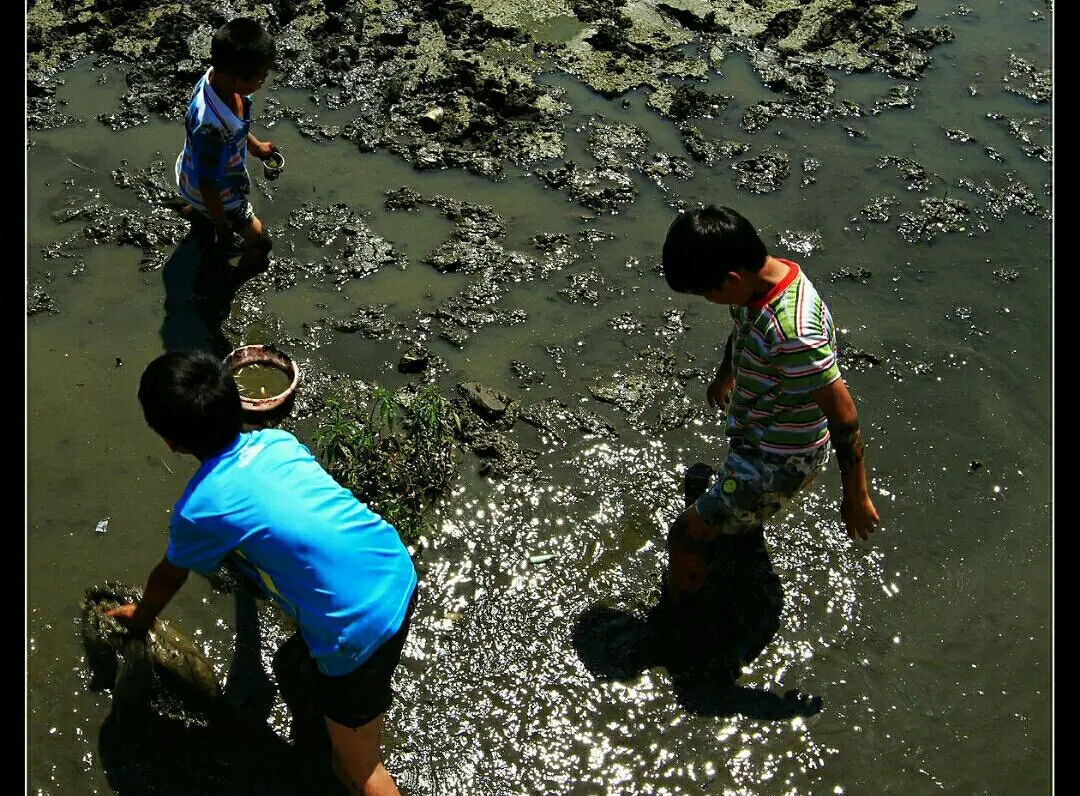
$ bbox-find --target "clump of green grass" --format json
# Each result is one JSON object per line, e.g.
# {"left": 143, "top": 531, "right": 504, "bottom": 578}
{"left": 311, "top": 384, "right": 460, "bottom": 544}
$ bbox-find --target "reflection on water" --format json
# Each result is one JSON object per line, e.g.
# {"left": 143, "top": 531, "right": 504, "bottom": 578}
{"left": 381, "top": 442, "right": 887, "bottom": 794}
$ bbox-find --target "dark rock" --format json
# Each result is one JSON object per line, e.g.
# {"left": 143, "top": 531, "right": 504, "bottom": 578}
{"left": 399, "top": 345, "right": 431, "bottom": 373}
{"left": 457, "top": 381, "right": 517, "bottom": 423}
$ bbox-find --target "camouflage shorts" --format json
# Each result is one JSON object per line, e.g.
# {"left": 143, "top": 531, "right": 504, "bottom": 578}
{"left": 695, "top": 444, "right": 831, "bottom": 535}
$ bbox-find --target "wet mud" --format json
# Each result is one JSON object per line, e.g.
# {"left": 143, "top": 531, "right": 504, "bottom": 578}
{"left": 27, "top": 0, "right": 1051, "bottom": 435}
{"left": 80, "top": 582, "right": 346, "bottom": 795}
{"left": 81, "top": 582, "right": 223, "bottom": 728}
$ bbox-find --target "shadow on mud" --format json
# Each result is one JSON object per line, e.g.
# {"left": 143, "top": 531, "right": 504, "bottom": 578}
{"left": 160, "top": 221, "right": 268, "bottom": 360}
{"left": 87, "top": 585, "right": 346, "bottom": 795}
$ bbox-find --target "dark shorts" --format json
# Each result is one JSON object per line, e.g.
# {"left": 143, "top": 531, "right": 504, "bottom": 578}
{"left": 316, "top": 588, "right": 417, "bottom": 729}
{"left": 193, "top": 200, "right": 256, "bottom": 233}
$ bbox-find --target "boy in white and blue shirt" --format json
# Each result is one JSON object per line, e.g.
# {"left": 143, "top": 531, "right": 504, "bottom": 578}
{"left": 175, "top": 18, "right": 277, "bottom": 272}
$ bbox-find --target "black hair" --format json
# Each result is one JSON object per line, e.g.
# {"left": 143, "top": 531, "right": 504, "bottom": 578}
{"left": 210, "top": 18, "right": 275, "bottom": 79}
{"left": 661, "top": 205, "right": 768, "bottom": 295}
{"left": 138, "top": 350, "right": 242, "bottom": 459}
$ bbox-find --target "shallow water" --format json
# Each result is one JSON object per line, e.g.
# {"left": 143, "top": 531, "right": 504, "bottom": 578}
{"left": 233, "top": 363, "right": 294, "bottom": 401}
{"left": 27, "top": 2, "right": 1052, "bottom": 794}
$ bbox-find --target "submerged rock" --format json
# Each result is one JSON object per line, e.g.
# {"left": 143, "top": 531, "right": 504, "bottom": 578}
{"left": 458, "top": 381, "right": 518, "bottom": 425}
{"left": 399, "top": 344, "right": 432, "bottom": 373}
{"left": 81, "top": 582, "right": 347, "bottom": 793}
{"left": 80, "top": 581, "right": 222, "bottom": 728}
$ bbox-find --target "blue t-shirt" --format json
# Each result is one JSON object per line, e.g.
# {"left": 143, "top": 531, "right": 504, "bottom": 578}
{"left": 174, "top": 68, "right": 253, "bottom": 213}
{"left": 166, "top": 429, "right": 418, "bottom": 676}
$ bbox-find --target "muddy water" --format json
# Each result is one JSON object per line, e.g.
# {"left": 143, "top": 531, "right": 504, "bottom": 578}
{"left": 233, "top": 363, "right": 294, "bottom": 401}
{"left": 27, "top": 2, "right": 1051, "bottom": 795}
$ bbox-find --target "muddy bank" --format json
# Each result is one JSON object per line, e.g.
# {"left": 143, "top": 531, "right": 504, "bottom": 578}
{"left": 28, "top": 0, "right": 964, "bottom": 182}
{"left": 30, "top": 122, "right": 1051, "bottom": 482}
{"left": 27, "top": 0, "right": 1050, "bottom": 315}
{"left": 28, "top": 0, "right": 1051, "bottom": 368}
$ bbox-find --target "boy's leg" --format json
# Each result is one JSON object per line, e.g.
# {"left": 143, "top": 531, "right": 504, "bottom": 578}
{"left": 683, "top": 462, "right": 716, "bottom": 508}
{"left": 178, "top": 204, "right": 242, "bottom": 283}
{"left": 665, "top": 446, "right": 830, "bottom": 604}
{"left": 325, "top": 714, "right": 399, "bottom": 796}
{"left": 235, "top": 214, "right": 272, "bottom": 272}
{"left": 315, "top": 590, "right": 416, "bottom": 796}
{"left": 659, "top": 452, "right": 802, "bottom": 678}
{"left": 664, "top": 505, "right": 718, "bottom": 602}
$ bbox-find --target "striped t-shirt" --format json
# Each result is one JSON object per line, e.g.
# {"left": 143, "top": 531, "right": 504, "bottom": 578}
{"left": 725, "top": 259, "right": 841, "bottom": 455}
{"left": 174, "top": 69, "right": 253, "bottom": 213}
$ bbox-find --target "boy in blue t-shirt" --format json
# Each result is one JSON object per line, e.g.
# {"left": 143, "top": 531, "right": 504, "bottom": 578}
{"left": 108, "top": 350, "right": 418, "bottom": 796}
{"left": 174, "top": 18, "right": 277, "bottom": 273}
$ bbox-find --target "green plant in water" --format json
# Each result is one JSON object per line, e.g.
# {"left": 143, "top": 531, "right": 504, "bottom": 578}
{"left": 311, "top": 384, "right": 460, "bottom": 545}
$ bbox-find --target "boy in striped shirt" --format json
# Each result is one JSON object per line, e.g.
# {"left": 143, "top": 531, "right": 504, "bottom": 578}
{"left": 660, "top": 206, "right": 879, "bottom": 637}
{"left": 174, "top": 18, "right": 277, "bottom": 273}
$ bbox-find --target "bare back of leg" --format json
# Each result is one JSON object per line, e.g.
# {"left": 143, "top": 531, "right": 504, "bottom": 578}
{"left": 324, "top": 713, "right": 400, "bottom": 796}
{"left": 236, "top": 215, "right": 272, "bottom": 272}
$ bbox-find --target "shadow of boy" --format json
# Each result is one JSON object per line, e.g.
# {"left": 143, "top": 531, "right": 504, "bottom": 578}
{"left": 571, "top": 464, "right": 822, "bottom": 720}
{"left": 159, "top": 218, "right": 269, "bottom": 359}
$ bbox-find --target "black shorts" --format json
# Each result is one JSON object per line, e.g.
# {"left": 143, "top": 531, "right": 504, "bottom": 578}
{"left": 316, "top": 588, "right": 417, "bottom": 729}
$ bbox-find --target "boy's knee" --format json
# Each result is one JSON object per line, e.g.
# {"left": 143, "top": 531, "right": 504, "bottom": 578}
{"left": 246, "top": 228, "right": 272, "bottom": 257}
{"left": 325, "top": 714, "right": 386, "bottom": 777}
{"left": 668, "top": 506, "right": 717, "bottom": 545}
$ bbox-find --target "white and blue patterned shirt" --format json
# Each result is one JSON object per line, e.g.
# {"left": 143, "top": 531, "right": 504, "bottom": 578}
{"left": 174, "top": 69, "right": 253, "bottom": 212}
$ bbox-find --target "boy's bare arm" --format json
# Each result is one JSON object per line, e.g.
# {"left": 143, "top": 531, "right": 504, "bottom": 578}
{"left": 707, "top": 331, "right": 736, "bottom": 409}
{"left": 246, "top": 131, "right": 274, "bottom": 159}
{"left": 197, "top": 176, "right": 229, "bottom": 232}
{"left": 810, "top": 378, "right": 880, "bottom": 541}
{"left": 105, "top": 556, "right": 190, "bottom": 633}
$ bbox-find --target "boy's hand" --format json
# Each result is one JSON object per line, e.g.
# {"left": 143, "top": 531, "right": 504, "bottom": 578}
{"left": 249, "top": 139, "right": 275, "bottom": 160}
{"left": 105, "top": 603, "right": 153, "bottom": 634}
{"left": 706, "top": 376, "right": 734, "bottom": 410}
{"left": 840, "top": 490, "right": 880, "bottom": 541}
{"left": 108, "top": 556, "right": 188, "bottom": 633}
